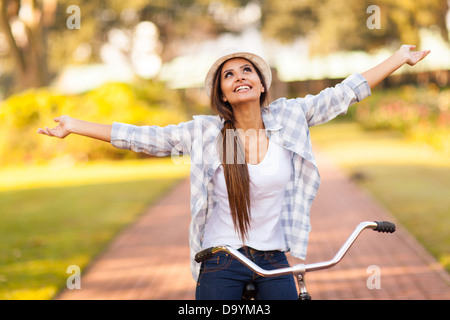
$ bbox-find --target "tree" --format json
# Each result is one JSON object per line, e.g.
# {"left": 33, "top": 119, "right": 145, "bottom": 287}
{"left": 0, "top": 0, "right": 55, "bottom": 90}
{"left": 260, "top": 0, "right": 449, "bottom": 54}
{"left": 1, "top": 0, "right": 448, "bottom": 95}
{"left": 0, "top": 0, "right": 218, "bottom": 94}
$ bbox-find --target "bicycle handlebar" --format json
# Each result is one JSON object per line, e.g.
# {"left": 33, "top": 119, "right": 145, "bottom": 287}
{"left": 195, "top": 221, "right": 395, "bottom": 278}
{"left": 373, "top": 220, "right": 396, "bottom": 233}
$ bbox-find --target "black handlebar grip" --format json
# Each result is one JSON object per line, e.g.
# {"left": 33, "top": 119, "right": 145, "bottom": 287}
{"left": 195, "top": 247, "right": 215, "bottom": 263}
{"left": 374, "top": 221, "right": 396, "bottom": 233}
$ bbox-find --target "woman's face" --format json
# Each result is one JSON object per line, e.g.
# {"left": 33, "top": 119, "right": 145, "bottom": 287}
{"left": 219, "top": 58, "right": 265, "bottom": 107}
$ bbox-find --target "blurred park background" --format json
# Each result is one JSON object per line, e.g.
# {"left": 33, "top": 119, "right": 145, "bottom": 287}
{"left": 0, "top": 0, "right": 449, "bottom": 299}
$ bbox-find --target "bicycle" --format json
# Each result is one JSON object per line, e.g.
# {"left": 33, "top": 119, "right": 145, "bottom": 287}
{"left": 195, "top": 220, "right": 396, "bottom": 300}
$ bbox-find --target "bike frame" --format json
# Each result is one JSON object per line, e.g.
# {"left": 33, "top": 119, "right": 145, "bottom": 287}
{"left": 195, "top": 220, "right": 396, "bottom": 300}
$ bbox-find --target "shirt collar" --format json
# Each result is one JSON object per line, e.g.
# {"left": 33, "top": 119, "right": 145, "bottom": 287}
{"left": 217, "top": 105, "right": 283, "bottom": 131}
{"left": 261, "top": 105, "right": 283, "bottom": 132}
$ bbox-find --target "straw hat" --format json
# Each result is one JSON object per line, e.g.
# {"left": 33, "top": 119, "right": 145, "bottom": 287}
{"left": 204, "top": 48, "right": 272, "bottom": 98}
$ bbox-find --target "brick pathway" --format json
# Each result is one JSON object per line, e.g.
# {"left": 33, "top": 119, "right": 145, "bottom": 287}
{"left": 56, "top": 149, "right": 450, "bottom": 300}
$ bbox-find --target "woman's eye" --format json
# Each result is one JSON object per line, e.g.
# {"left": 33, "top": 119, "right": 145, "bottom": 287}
{"left": 224, "top": 72, "right": 233, "bottom": 78}
{"left": 243, "top": 67, "right": 252, "bottom": 73}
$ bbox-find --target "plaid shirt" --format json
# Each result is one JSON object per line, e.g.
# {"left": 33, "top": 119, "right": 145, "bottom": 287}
{"left": 111, "top": 73, "right": 371, "bottom": 280}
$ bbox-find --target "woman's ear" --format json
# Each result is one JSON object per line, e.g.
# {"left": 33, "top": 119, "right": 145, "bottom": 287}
{"left": 261, "top": 85, "right": 265, "bottom": 93}
{"left": 221, "top": 94, "right": 228, "bottom": 102}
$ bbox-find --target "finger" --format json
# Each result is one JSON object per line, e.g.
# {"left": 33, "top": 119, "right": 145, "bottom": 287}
{"left": 54, "top": 117, "right": 60, "bottom": 122}
{"left": 401, "top": 44, "right": 415, "bottom": 51}
{"left": 419, "top": 50, "right": 430, "bottom": 60}
{"left": 37, "top": 128, "right": 52, "bottom": 136}
{"left": 45, "top": 127, "right": 54, "bottom": 137}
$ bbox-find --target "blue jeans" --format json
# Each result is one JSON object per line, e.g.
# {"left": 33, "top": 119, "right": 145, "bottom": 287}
{"left": 195, "top": 247, "right": 298, "bottom": 300}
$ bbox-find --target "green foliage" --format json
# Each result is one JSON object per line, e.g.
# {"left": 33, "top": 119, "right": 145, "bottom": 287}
{"left": 261, "top": 0, "right": 449, "bottom": 54}
{"left": 0, "top": 81, "right": 188, "bottom": 166}
{"left": 354, "top": 85, "right": 450, "bottom": 155}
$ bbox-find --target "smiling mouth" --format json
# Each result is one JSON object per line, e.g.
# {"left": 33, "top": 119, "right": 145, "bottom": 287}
{"left": 235, "top": 85, "right": 251, "bottom": 92}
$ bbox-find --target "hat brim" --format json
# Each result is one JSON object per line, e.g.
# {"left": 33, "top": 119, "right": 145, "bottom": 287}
{"left": 204, "top": 52, "right": 272, "bottom": 99}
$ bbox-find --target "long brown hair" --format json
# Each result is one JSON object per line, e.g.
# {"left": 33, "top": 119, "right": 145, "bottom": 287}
{"left": 210, "top": 58, "right": 269, "bottom": 241}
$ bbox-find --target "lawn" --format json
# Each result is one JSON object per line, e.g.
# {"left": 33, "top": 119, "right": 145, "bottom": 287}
{"left": 310, "top": 121, "right": 450, "bottom": 272}
{"left": 0, "top": 158, "right": 190, "bottom": 300}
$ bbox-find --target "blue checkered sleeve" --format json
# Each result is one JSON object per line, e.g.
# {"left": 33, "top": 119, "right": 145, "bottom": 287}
{"left": 301, "top": 73, "right": 371, "bottom": 126}
{"left": 110, "top": 121, "right": 195, "bottom": 157}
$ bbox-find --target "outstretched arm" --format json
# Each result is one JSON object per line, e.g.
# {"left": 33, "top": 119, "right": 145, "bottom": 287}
{"left": 37, "top": 115, "right": 111, "bottom": 142}
{"left": 361, "top": 45, "right": 430, "bottom": 88}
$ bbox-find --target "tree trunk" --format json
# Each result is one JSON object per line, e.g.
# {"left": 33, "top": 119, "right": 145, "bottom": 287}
{"left": 0, "top": 0, "right": 50, "bottom": 92}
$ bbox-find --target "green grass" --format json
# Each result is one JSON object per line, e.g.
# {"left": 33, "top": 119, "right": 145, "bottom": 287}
{"left": 0, "top": 158, "right": 190, "bottom": 299}
{"left": 310, "top": 121, "right": 450, "bottom": 272}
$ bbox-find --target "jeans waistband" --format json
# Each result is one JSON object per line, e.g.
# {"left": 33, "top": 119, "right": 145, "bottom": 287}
{"left": 239, "top": 246, "right": 281, "bottom": 256}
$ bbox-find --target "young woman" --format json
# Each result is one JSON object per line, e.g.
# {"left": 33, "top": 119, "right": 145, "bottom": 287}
{"left": 38, "top": 44, "right": 429, "bottom": 300}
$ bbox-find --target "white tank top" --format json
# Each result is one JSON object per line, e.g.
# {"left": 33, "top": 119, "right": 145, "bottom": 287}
{"left": 202, "top": 140, "right": 292, "bottom": 251}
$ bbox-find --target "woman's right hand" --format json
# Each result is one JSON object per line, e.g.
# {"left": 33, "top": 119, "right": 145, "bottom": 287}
{"left": 37, "top": 115, "right": 72, "bottom": 139}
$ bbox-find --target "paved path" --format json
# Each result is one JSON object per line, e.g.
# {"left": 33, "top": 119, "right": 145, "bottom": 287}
{"left": 56, "top": 150, "right": 450, "bottom": 300}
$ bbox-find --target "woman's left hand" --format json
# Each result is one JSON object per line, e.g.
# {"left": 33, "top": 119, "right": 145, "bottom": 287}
{"left": 398, "top": 45, "right": 431, "bottom": 66}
